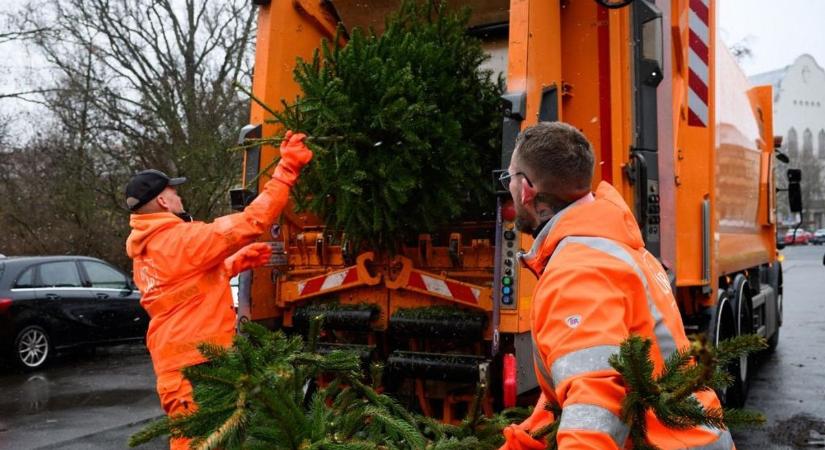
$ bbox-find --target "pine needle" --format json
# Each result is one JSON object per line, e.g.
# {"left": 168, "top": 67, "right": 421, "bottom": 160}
{"left": 128, "top": 416, "right": 172, "bottom": 447}
{"left": 193, "top": 390, "right": 248, "bottom": 450}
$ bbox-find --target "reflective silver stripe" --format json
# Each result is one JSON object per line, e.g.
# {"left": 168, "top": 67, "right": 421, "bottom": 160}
{"left": 531, "top": 333, "right": 555, "bottom": 389}
{"left": 688, "top": 88, "right": 709, "bottom": 125}
{"left": 559, "top": 403, "right": 629, "bottom": 447}
{"left": 551, "top": 345, "right": 619, "bottom": 387}
{"left": 688, "top": 9, "right": 709, "bottom": 47}
{"left": 684, "top": 429, "right": 734, "bottom": 450}
{"left": 552, "top": 236, "right": 678, "bottom": 361}
{"left": 688, "top": 47, "right": 709, "bottom": 86}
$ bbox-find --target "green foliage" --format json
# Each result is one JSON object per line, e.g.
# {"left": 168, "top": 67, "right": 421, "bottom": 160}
{"left": 607, "top": 334, "right": 767, "bottom": 450}
{"left": 129, "top": 324, "right": 766, "bottom": 450}
{"left": 274, "top": 0, "right": 503, "bottom": 253}
{"left": 129, "top": 320, "right": 511, "bottom": 450}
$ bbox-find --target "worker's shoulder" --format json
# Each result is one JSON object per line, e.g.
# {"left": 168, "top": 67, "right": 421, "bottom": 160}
{"left": 541, "top": 245, "right": 642, "bottom": 286}
{"left": 548, "top": 239, "right": 641, "bottom": 270}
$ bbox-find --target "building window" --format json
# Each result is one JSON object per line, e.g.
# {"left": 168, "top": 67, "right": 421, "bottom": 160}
{"left": 819, "top": 129, "right": 825, "bottom": 159}
{"left": 787, "top": 127, "right": 799, "bottom": 160}
{"left": 804, "top": 128, "right": 814, "bottom": 157}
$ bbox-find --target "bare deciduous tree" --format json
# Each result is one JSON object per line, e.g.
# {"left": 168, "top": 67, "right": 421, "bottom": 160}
{"left": 1, "top": 0, "right": 256, "bottom": 266}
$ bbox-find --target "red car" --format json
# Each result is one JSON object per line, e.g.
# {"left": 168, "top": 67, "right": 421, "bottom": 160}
{"left": 784, "top": 229, "right": 811, "bottom": 245}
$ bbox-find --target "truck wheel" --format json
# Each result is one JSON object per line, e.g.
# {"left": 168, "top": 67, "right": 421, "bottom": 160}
{"left": 766, "top": 263, "right": 783, "bottom": 353}
{"left": 14, "top": 325, "right": 52, "bottom": 371}
{"left": 710, "top": 284, "right": 750, "bottom": 408}
{"left": 766, "top": 326, "right": 780, "bottom": 352}
{"left": 725, "top": 278, "right": 753, "bottom": 408}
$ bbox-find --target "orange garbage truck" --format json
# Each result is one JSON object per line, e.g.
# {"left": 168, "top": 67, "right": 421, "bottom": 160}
{"left": 230, "top": 0, "right": 802, "bottom": 415}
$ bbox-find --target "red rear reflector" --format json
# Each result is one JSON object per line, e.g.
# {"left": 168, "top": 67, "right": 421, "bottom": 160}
{"left": 0, "top": 298, "right": 12, "bottom": 313}
{"left": 503, "top": 353, "right": 517, "bottom": 408}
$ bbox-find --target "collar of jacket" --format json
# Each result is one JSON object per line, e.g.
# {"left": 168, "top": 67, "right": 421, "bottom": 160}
{"left": 517, "top": 191, "right": 595, "bottom": 276}
{"left": 126, "top": 212, "right": 186, "bottom": 258}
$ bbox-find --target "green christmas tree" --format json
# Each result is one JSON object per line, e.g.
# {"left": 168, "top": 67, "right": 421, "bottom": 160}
{"left": 530, "top": 334, "right": 767, "bottom": 450}
{"left": 129, "top": 318, "right": 767, "bottom": 450}
{"left": 129, "top": 319, "right": 522, "bottom": 450}
{"left": 262, "top": 0, "right": 503, "bottom": 254}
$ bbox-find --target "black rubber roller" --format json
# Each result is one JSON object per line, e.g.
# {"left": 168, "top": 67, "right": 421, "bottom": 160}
{"left": 389, "top": 307, "right": 486, "bottom": 340}
{"left": 387, "top": 351, "right": 488, "bottom": 382}
{"left": 293, "top": 304, "right": 377, "bottom": 332}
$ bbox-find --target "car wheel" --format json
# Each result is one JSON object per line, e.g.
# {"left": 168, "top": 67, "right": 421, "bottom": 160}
{"left": 14, "top": 325, "right": 51, "bottom": 370}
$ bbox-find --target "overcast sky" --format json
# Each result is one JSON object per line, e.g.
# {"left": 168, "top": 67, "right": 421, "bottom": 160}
{"left": 718, "top": 0, "right": 825, "bottom": 75}
{"left": 1, "top": 0, "right": 824, "bottom": 124}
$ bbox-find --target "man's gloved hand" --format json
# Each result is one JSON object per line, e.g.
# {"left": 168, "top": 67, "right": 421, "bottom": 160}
{"left": 499, "top": 425, "right": 546, "bottom": 450}
{"left": 223, "top": 242, "right": 273, "bottom": 277}
{"left": 272, "top": 130, "right": 313, "bottom": 187}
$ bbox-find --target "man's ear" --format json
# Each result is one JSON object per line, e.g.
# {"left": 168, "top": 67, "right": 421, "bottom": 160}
{"left": 154, "top": 194, "right": 169, "bottom": 211}
{"left": 520, "top": 178, "right": 537, "bottom": 205}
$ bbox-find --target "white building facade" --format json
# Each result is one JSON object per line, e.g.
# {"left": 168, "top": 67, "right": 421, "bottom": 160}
{"left": 751, "top": 54, "right": 825, "bottom": 229}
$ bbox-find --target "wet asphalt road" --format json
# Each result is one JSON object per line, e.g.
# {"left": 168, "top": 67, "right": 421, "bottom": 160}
{"left": 0, "top": 344, "right": 165, "bottom": 450}
{"left": 731, "top": 245, "right": 825, "bottom": 449}
{"left": 0, "top": 246, "right": 823, "bottom": 449}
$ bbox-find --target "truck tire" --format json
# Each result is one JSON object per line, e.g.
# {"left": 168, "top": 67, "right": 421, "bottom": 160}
{"left": 766, "top": 262, "right": 783, "bottom": 352}
{"left": 766, "top": 326, "right": 779, "bottom": 352}
{"left": 709, "top": 283, "right": 750, "bottom": 408}
{"left": 726, "top": 276, "right": 753, "bottom": 408}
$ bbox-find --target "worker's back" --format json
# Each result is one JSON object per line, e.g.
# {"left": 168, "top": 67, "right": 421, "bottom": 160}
{"left": 126, "top": 212, "right": 236, "bottom": 381}
{"left": 524, "top": 182, "right": 733, "bottom": 449}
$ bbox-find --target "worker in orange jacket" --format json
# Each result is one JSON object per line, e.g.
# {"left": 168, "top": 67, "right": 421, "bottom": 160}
{"left": 125, "top": 131, "right": 311, "bottom": 450}
{"left": 499, "top": 122, "right": 734, "bottom": 450}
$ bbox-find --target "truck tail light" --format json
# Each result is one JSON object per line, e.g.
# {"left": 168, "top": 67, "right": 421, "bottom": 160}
{"left": 503, "top": 353, "right": 517, "bottom": 408}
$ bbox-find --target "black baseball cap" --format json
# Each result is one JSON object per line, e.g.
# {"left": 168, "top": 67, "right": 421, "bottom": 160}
{"left": 125, "top": 169, "right": 187, "bottom": 211}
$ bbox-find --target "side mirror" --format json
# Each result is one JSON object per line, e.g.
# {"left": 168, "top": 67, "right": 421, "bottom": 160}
{"left": 787, "top": 169, "right": 802, "bottom": 214}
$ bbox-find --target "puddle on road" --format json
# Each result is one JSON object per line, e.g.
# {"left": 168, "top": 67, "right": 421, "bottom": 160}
{"left": 770, "top": 414, "right": 825, "bottom": 448}
{"left": 0, "top": 374, "right": 154, "bottom": 415}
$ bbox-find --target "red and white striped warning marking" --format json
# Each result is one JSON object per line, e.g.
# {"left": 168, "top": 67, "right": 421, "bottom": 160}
{"left": 407, "top": 271, "right": 480, "bottom": 305}
{"left": 687, "top": 0, "right": 709, "bottom": 127}
{"left": 298, "top": 267, "right": 359, "bottom": 296}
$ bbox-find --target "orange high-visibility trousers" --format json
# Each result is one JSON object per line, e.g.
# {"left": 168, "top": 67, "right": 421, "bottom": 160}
{"left": 158, "top": 375, "right": 195, "bottom": 450}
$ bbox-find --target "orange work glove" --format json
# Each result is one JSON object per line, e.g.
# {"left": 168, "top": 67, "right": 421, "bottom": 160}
{"left": 272, "top": 130, "right": 313, "bottom": 187}
{"left": 521, "top": 394, "right": 555, "bottom": 431}
{"left": 500, "top": 425, "right": 546, "bottom": 450}
{"left": 223, "top": 242, "right": 273, "bottom": 277}
{"left": 499, "top": 394, "right": 554, "bottom": 450}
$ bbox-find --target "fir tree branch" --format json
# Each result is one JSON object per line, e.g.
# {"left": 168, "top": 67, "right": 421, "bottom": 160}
{"left": 721, "top": 408, "right": 767, "bottom": 429}
{"left": 227, "top": 136, "right": 345, "bottom": 152}
{"left": 128, "top": 416, "right": 172, "bottom": 447}
{"left": 193, "top": 389, "right": 248, "bottom": 450}
{"left": 234, "top": 81, "right": 280, "bottom": 119}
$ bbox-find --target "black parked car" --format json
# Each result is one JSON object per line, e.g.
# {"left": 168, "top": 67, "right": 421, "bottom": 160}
{"left": 0, "top": 256, "right": 148, "bottom": 370}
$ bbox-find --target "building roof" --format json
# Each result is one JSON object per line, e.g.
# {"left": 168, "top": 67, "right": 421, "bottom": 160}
{"left": 749, "top": 66, "right": 788, "bottom": 89}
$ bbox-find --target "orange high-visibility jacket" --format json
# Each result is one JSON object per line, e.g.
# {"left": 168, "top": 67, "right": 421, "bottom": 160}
{"left": 520, "top": 181, "right": 733, "bottom": 450}
{"left": 125, "top": 176, "right": 291, "bottom": 392}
